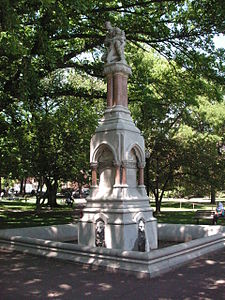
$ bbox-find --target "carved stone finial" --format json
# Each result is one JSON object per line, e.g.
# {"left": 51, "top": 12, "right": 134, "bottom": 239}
{"left": 102, "top": 21, "right": 127, "bottom": 64}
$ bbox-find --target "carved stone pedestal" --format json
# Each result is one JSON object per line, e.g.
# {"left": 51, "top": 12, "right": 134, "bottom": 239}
{"left": 78, "top": 104, "right": 158, "bottom": 251}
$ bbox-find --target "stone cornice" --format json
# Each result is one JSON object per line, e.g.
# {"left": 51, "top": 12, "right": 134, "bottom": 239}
{"left": 103, "top": 62, "right": 132, "bottom": 76}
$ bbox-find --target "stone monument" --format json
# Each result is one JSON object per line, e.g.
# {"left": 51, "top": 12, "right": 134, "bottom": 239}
{"left": 78, "top": 22, "right": 158, "bottom": 251}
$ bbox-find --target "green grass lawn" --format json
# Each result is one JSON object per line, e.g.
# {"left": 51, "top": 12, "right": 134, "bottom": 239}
{"left": 0, "top": 198, "right": 81, "bottom": 229}
{"left": 0, "top": 198, "right": 224, "bottom": 229}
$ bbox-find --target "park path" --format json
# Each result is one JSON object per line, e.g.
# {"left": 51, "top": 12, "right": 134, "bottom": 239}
{"left": 0, "top": 247, "right": 225, "bottom": 300}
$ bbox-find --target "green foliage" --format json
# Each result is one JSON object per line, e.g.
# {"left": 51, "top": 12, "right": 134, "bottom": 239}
{"left": 1, "top": 0, "right": 224, "bottom": 110}
{"left": 128, "top": 47, "right": 224, "bottom": 211}
{"left": 0, "top": 0, "right": 224, "bottom": 210}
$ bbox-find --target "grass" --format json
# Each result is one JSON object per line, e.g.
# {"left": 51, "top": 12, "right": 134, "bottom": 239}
{"left": 153, "top": 200, "right": 225, "bottom": 225}
{"left": 0, "top": 198, "right": 81, "bottom": 229}
{"left": 0, "top": 197, "right": 224, "bottom": 229}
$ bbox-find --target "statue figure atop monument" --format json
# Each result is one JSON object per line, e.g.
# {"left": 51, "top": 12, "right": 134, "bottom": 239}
{"left": 102, "top": 21, "right": 127, "bottom": 64}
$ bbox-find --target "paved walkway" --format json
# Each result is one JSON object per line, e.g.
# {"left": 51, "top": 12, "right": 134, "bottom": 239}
{"left": 0, "top": 248, "right": 225, "bottom": 300}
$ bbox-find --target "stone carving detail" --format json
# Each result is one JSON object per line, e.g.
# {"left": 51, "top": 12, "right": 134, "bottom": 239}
{"left": 126, "top": 162, "right": 137, "bottom": 169}
{"left": 102, "top": 21, "right": 126, "bottom": 64}
{"left": 138, "top": 219, "right": 146, "bottom": 252}
{"left": 95, "top": 219, "right": 106, "bottom": 247}
{"left": 138, "top": 162, "right": 146, "bottom": 169}
{"left": 98, "top": 161, "right": 114, "bottom": 169}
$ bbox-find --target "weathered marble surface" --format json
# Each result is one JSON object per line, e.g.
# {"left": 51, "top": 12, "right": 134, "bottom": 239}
{"left": 79, "top": 23, "right": 157, "bottom": 251}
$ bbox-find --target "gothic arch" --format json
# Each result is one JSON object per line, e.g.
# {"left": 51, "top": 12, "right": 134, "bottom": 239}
{"left": 126, "top": 143, "right": 145, "bottom": 163}
{"left": 92, "top": 142, "right": 117, "bottom": 163}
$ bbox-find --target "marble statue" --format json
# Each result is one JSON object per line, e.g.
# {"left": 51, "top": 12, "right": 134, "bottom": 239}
{"left": 102, "top": 21, "right": 126, "bottom": 64}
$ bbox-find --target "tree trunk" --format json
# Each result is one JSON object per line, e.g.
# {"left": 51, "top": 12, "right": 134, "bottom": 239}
{"left": 36, "top": 177, "right": 44, "bottom": 211}
{"left": 0, "top": 176, "right": 2, "bottom": 193}
{"left": 154, "top": 186, "right": 161, "bottom": 214}
{"left": 210, "top": 186, "right": 216, "bottom": 204}
{"left": 20, "top": 178, "right": 24, "bottom": 194}
{"left": 155, "top": 200, "right": 161, "bottom": 213}
{"left": 45, "top": 177, "right": 58, "bottom": 208}
{"left": 23, "top": 178, "right": 27, "bottom": 194}
{"left": 154, "top": 177, "right": 169, "bottom": 214}
{"left": 145, "top": 157, "right": 150, "bottom": 196}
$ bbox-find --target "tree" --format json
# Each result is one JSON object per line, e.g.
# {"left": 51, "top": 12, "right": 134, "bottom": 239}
{"left": 128, "top": 47, "right": 224, "bottom": 212}
{"left": 15, "top": 72, "right": 103, "bottom": 207}
{"left": 175, "top": 96, "right": 225, "bottom": 203}
{"left": 1, "top": 1, "right": 224, "bottom": 112}
{"left": 1, "top": 0, "right": 224, "bottom": 208}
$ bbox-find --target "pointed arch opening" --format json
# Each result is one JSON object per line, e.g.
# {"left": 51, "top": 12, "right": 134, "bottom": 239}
{"left": 91, "top": 143, "right": 116, "bottom": 189}
{"left": 126, "top": 145, "right": 145, "bottom": 187}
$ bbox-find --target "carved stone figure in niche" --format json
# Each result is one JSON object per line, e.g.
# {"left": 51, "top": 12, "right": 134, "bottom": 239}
{"left": 95, "top": 219, "right": 106, "bottom": 247}
{"left": 138, "top": 219, "right": 146, "bottom": 252}
{"left": 102, "top": 21, "right": 126, "bottom": 64}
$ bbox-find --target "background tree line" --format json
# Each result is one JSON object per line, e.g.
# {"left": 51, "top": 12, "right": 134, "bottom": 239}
{"left": 0, "top": 0, "right": 224, "bottom": 209}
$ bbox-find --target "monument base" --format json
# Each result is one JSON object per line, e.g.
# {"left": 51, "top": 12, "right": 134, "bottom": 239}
{"left": 78, "top": 186, "right": 158, "bottom": 251}
{"left": 1, "top": 224, "right": 225, "bottom": 278}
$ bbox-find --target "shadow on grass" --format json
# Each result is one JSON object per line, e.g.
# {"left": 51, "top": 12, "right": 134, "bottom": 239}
{"left": 156, "top": 211, "right": 196, "bottom": 224}
{"left": 156, "top": 210, "right": 224, "bottom": 225}
{"left": 0, "top": 212, "right": 80, "bottom": 229}
{"left": 0, "top": 199, "right": 81, "bottom": 229}
{"left": 1, "top": 199, "right": 222, "bottom": 229}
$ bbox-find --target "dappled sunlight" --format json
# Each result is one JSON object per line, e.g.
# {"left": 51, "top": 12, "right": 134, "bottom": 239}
{"left": 0, "top": 247, "right": 225, "bottom": 299}
{"left": 58, "top": 283, "right": 72, "bottom": 291}
{"left": 85, "top": 282, "right": 94, "bottom": 287}
{"left": 51, "top": 226, "right": 58, "bottom": 233}
{"left": 207, "top": 278, "right": 223, "bottom": 290}
{"left": 205, "top": 259, "right": 216, "bottom": 265}
{"left": 68, "top": 272, "right": 78, "bottom": 277}
{"left": 46, "top": 251, "right": 58, "bottom": 258}
{"left": 198, "top": 291, "right": 208, "bottom": 297}
{"left": 215, "top": 279, "right": 225, "bottom": 285}
{"left": 47, "top": 291, "right": 64, "bottom": 298}
{"left": 27, "top": 266, "right": 39, "bottom": 270}
{"left": 7, "top": 287, "right": 18, "bottom": 292}
{"left": 11, "top": 267, "right": 23, "bottom": 272}
{"left": 188, "top": 256, "right": 220, "bottom": 270}
{"left": 24, "top": 279, "right": 42, "bottom": 285}
{"left": 11, "top": 262, "right": 24, "bottom": 268}
{"left": 30, "top": 289, "right": 42, "bottom": 295}
{"left": 98, "top": 282, "right": 112, "bottom": 291}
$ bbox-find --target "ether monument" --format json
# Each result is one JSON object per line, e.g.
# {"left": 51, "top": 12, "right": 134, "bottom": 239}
{"left": 78, "top": 22, "right": 158, "bottom": 251}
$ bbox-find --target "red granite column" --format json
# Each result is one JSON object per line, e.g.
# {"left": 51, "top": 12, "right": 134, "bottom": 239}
{"left": 113, "top": 73, "right": 122, "bottom": 106}
{"left": 91, "top": 163, "right": 98, "bottom": 186}
{"left": 138, "top": 163, "right": 145, "bottom": 186}
{"left": 114, "top": 162, "right": 121, "bottom": 185}
{"left": 121, "top": 162, "right": 127, "bottom": 185}
{"left": 104, "top": 63, "right": 131, "bottom": 108}
{"left": 138, "top": 168, "right": 144, "bottom": 186}
{"left": 107, "top": 74, "right": 113, "bottom": 107}
{"left": 122, "top": 74, "right": 128, "bottom": 107}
